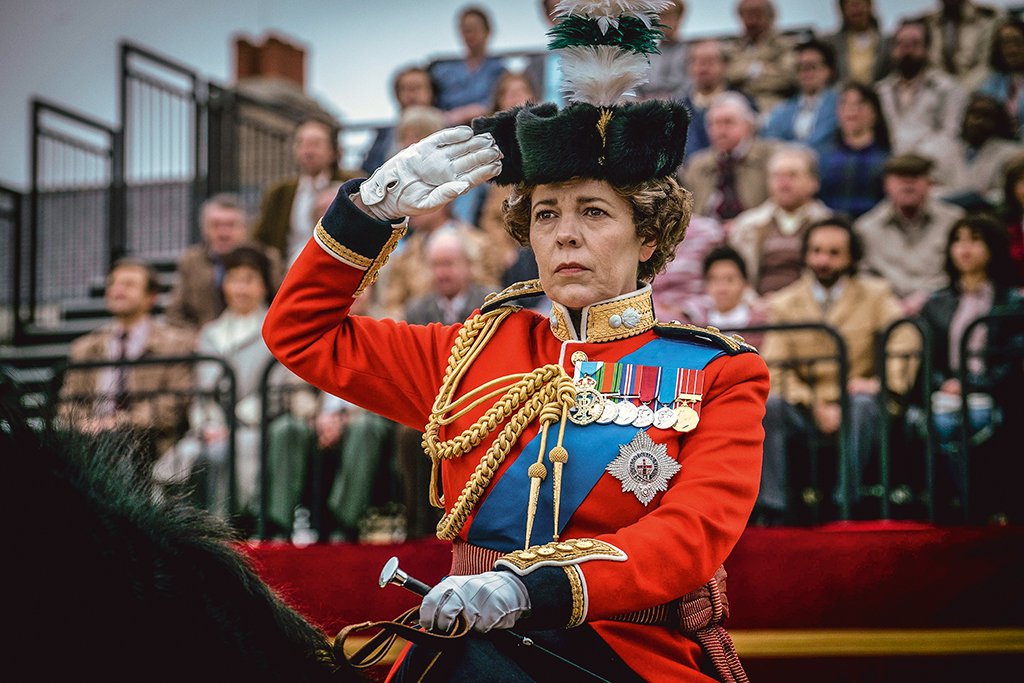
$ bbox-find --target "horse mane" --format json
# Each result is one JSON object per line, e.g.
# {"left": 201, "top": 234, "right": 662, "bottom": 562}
{"left": 2, "top": 375, "right": 362, "bottom": 681}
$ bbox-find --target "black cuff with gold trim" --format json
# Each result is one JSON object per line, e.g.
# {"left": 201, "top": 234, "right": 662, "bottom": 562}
{"left": 498, "top": 565, "right": 586, "bottom": 630}
{"left": 314, "top": 178, "right": 407, "bottom": 295}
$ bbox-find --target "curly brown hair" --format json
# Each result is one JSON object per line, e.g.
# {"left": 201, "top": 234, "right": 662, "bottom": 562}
{"left": 502, "top": 176, "right": 693, "bottom": 283}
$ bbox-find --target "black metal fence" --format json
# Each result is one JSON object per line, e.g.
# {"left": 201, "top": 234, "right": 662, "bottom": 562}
{"left": 0, "top": 185, "right": 22, "bottom": 343}
{"left": 27, "top": 99, "right": 121, "bottom": 339}
{"left": 25, "top": 307, "right": 1024, "bottom": 539}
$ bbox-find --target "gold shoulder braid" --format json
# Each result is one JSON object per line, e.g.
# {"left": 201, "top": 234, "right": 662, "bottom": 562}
{"left": 423, "top": 305, "right": 579, "bottom": 543}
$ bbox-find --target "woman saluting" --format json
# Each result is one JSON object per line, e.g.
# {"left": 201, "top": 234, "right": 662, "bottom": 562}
{"left": 264, "top": 2, "right": 768, "bottom": 680}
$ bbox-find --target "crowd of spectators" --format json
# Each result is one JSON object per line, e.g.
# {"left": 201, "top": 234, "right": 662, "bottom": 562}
{"left": 57, "top": 1, "right": 1024, "bottom": 537}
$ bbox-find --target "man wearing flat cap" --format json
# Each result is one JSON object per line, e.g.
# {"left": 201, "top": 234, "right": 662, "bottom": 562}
{"left": 854, "top": 152, "right": 965, "bottom": 315}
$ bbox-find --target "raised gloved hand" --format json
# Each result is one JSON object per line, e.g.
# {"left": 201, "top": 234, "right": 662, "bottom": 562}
{"left": 359, "top": 126, "right": 502, "bottom": 221}
{"left": 419, "top": 571, "right": 530, "bottom": 634}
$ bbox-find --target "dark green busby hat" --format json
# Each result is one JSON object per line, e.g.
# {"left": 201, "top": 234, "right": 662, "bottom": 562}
{"left": 472, "top": 0, "right": 690, "bottom": 186}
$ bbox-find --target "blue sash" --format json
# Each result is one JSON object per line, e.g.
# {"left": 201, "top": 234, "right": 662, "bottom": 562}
{"left": 466, "top": 338, "right": 724, "bottom": 551}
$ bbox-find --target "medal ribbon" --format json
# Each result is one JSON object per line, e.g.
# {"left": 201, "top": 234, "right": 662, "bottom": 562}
{"left": 599, "top": 362, "right": 619, "bottom": 395}
{"left": 638, "top": 365, "right": 660, "bottom": 406}
{"left": 619, "top": 363, "right": 636, "bottom": 399}
{"left": 658, "top": 368, "right": 679, "bottom": 407}
{"left": 676, "top": 369, "right": 706, "bottom": 414}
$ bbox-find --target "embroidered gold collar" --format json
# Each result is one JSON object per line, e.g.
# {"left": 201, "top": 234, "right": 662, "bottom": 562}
{"left": 548, "top": 285, "right": 655, "bottom": 343}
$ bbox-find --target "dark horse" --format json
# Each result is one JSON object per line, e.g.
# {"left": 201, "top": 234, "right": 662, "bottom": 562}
{"left": 2, "top": 374, "right": 365, "bottom": 682}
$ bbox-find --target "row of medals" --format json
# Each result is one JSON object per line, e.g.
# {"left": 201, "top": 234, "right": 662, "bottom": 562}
{"left": 569, "top": 379, "right": 699, "bottom": 432}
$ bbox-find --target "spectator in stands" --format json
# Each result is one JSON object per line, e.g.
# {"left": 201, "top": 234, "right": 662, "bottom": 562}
{"left": 323, "top": 282, "right": 401, "bottom": 542}
{"left": 59, "top": 258, "right": 195, "bottom": 464}
{"left": 927, "top": 93, "right": 1024, "bottom": 209}
{"left": 999, "top": 153, "right": 1024, "bottom": 284}
{"left": 763, "top": 38, "right": 841, "bottom": 157}
{"left": 723, "top": 0, "right": 798, "bottom": 116}
{"left": 651, "top": 213, "right": 726, "bottom": 325}
{"left": 380, "top": 198, "right": 499, "bottom": 321}
{"left": 523, "top": 0, "right": 564, "bottom": 106}
{"left": 855, "top": 153, "right": 965, "bottom": 315}
{"left": 175, "top": 245, "right": 316, "bottom": 533}
{"left": 876, "top": 19, "right": 968, "bottom": 155}
{"left": 918, "top": 214, "right": 1023, "bottom": 521}
{"left": 979, "top": 16, "right": 1024, "bottom": 139}
{"left": 823, "top": 0, "right": 891, "bottom": 86}
{"left": 680, "top": 40, "right": 735, "bottom": 159}
{"left": 253, "top": 117, "right": 361, "bottom": 268}
{"left": 915, "top": 0, "right": 1003, "bottom": 92}
{"left": 394, "top": 105, "right": 449, "bottom": 152}
{"left": 396, "top": 228, "right": 495, "bottom": 539}
{"left": 682, "top": 91, "right": 774, "bottom": 224}
{"left": 430, "top": 4, "right": 507, "bottom": 126}
{"left": 637, "top": 0, "right": 690, "bottom": 102}
{"left": 164, "top": 193, "right": 281, "bottom": 331}
{"left": 477, "top": 72, "right": 540, "bottom": 285}
{"left": 757, "top": 217, "right": 919, "bottom": 523}
{"left": 817, "top": 81, "right": 892, "bottom": 219}
{"left": 361, "top": 65, "right": 436, "bottom": 176}
{"left": 686, "top": 245, "right": 768, "bottom": 350}
{"left": 728, "top": 143, "right": 833, "bottom": 296}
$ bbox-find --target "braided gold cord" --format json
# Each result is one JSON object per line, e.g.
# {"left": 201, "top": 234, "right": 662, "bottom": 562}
{"left": 422, "top": 307, "right": 577, "bottom": 540}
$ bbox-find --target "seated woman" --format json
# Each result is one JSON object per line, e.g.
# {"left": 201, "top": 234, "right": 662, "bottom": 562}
{"left": 918, "top": 214, "right": 1024, "bottom": 520}
{"left": 979, "top": 16, "right": 1024, "bottom": 140}
{"left": 178, "top": 245, "right": 316, "bottom": 534}
{"left": 925, "top": 93, "right": 1024, "bottom": 209}
{"left": 685, "top": 245, "right": 768, "bottom": 350}
{"left": 817, "top": 81, "right": 891, "bottom": 219}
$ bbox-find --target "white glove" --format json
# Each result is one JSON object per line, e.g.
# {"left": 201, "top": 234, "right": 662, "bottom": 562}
{"left": 419, "top": 571, "right": 530, "bottom": 634}
{"left": 359, "top": 126, "right": 502, "bottom": 221}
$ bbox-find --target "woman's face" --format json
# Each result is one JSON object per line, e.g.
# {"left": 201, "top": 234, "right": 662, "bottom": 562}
{"left": 223, "top": 264, "right": 267, "bottom": 315}
{"left": 838, "top": 88, "right": 876, "bottom": 137}
{"left": 497, "top": 77, "right": 535, "bottom": 111}
{"left": 949, "top": 227, "right": 991, "bottom": 278}
{"left": 705, "top": 259, "right": 747, "bottom": 313}
{"left": 529, "top": 179, "right": 656, "bottom": 309}
{"left": 999, "top": 25, "right": 1024, "bottom": 72}
{"left": 460, "top": 12, "right": 489, "bottom": 53}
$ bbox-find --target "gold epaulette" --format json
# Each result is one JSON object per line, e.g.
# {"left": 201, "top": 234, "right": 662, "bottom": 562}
{"left": 480, "top": 279, "right": 546, "bottom": 313}
{"left": 653, "top": 321, "right": 759, "bottom": 355}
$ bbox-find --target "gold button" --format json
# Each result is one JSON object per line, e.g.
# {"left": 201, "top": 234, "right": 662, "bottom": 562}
{"left": 556, "top": 543, "right": 573, "bottom": 552}
{"left": 574, "top": 539, "right": 594, "bottom": 549}
{"left": 518, "top": 551, "right": 537, "bottom": 560}
{"left": 570, "top": 351, "right": 588, "bottom": 364}
{"left": 537, "top": 547, "right": 556, "bottom": 556}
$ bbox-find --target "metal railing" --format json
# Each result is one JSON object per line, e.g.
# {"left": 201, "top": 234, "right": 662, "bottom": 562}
{"left": 0, "top": 185, "right": 22, "bottom": 344}
{"left": 27, "top": 99, "right": 121, "bottom": 339}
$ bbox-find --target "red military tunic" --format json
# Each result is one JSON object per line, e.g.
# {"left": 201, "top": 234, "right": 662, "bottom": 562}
{"left": 264, "top": 181, "right": 769, "bottom": 681}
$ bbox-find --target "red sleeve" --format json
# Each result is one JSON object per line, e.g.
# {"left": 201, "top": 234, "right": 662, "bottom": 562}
{"left": 263, "top": 182, "right": 459, "bottom": 430}
{"left": 581, "top": 351, "right": 769, "bottom": 619}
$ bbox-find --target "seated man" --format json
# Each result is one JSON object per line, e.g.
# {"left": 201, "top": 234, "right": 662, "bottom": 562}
{"left": 59, "top": 258, "right": 195, "bottom": 463}
{"left": 855, "top": 153, "right": 965, "bottom": 316}
{"left": 682, "top": 91, "right": 775, "bottom": 225}
{"left": 728, "top": 143, "right": 833, "bottom": 296}
{"left": 757, "top": 217, "right": 919, "bottom": 523}
{"left": 164, "top": 193, "right": 281, "bottom": 331}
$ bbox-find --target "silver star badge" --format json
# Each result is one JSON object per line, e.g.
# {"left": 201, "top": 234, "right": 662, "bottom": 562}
{"left": 606, "top": 431, "right": 681, "bottom": 506}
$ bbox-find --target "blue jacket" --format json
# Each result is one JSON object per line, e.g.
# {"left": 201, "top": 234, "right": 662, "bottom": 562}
{"left": 762, "top": 87, "right": 839, "bottom": 156}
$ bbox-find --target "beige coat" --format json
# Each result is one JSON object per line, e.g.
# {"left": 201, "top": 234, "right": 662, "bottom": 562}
{"left": 681, "top": 138, "right": 776, "bottom": 219}
{"left": 919, "top": 1, "right": 1004, "bottom": 92}
{"left": 59, "top": 320, "right": 196, "bottom": 455}
{"left": 761, "top": 272, "right": 921, "bottom": 407}
{"left": 876, "top": 68, "right": 968, "bottom": 155}
{"left": 723, "top": 30, "right": 798, "bottom": 115}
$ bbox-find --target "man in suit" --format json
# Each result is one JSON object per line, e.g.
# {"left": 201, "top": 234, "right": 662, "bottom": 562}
{"left": 723, "top": 0, "right": 798, "bottom": 114}
{"left": 164, "top": 193, "right": 281, "bottom": 331}
{"left": 755, "top": 217, "right": 919, "bottom": 523}
{"left": 681, "top": 91, "right": 775, "bottom": 225}
{"left": 253, "top": 117, "right": 362, "bottom": 267}
{"left": 59, "top": 258, "right": 196, "bottom": 462}
{"left": 398, "top": 227, "right": 494, "bottom": 538}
